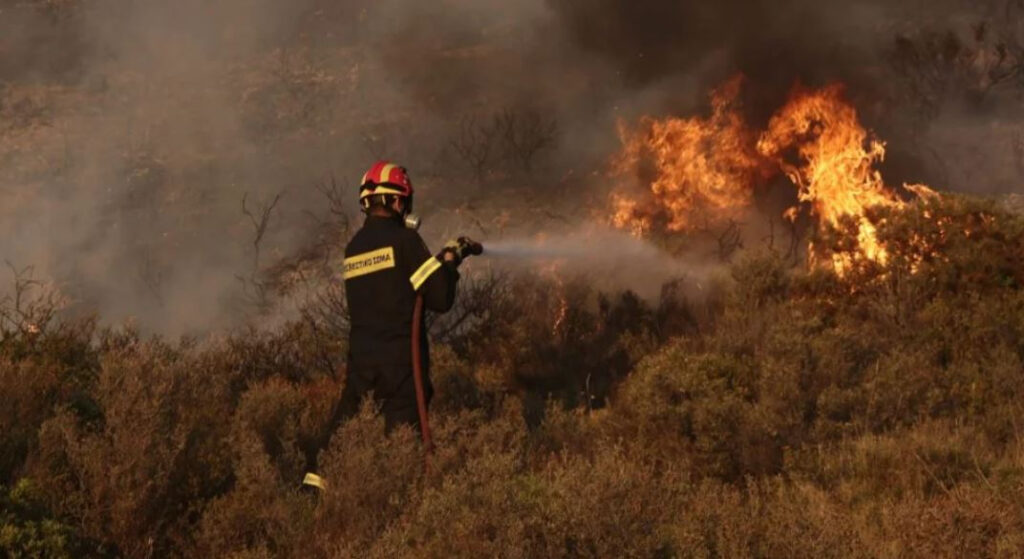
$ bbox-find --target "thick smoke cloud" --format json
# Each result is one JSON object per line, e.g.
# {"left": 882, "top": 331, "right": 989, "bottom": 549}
{"left": 549, "top": 1, "right": 851, "bottom": 85}
{"left": 547, "top": 0, "right": 1024, "bottom": 171}
{"left": 0, "top": 0, "right": 1020, "bottom": 334}
{"left": 546, "top": 0, "right": 895, "bottom": 108}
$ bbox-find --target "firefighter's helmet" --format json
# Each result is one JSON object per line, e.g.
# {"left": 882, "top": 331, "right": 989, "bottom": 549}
{"left": 359, "top": 160, "right": 413, "bottom": 210}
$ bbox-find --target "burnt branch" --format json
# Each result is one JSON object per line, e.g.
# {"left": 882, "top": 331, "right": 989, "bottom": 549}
{"left": 450, "top": 114, "right": 498, "bottom": 181}
{"left": 695, "top": 217, "right": 745, "bottom": 262}
{"left": 237, "top": 191, "right": 283, "bottom": 313}
{"left": 715, "top": 219, "right": 744, "bottom": 261}
{"left": 449, "top": 108, "right": 559, "bottom": 180}
{"left": 298, "top": 280, "right": 349, "bottom": 374}
{"left": 428, "top": 271, "right": 509, "bottom": 346}
{"left": 0, "top": 262, "right": 62, "bottom": 339}
{"left": 241, "top": 191, "right": 283, "bottom": 271}
{"left": 495, "top": 109, "right": 558, "bottom": 173}
{"left": 314, "top": 174, "right": 348, "bottom": 220}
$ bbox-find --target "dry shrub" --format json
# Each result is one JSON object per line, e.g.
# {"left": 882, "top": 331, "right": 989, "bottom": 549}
{"left": 524, "top": 401, "right": 606, "bottom": 463}
{"left": 787, "top": 420, "right": 1008, "bottom": 505}
{"left": 532, "top": 448, "right": 686, "bottom": 558}
{"left": 232, "top": 376, "right": 339, "bottom": 484}
{"left": 428, "top": 344, "right": 489, "bottom": 415}
{"left": 0, "top": 359, "right": 62, "bottom": 483}
{"left": 191, "top": 373, "right": 340, "bottom": 558}
{"left": 436, "top": 272, "right": 691, "bottom": 415}
{"left": 662, "top": 479, "right": 871, "bottom": 558}
{"left": 191, "top": 415, "right": 314, "bottom": 559}
{"left": 3, "top": 195, "right": 1024, "bottom": 556}
{"left": 30, "top": 338, "right": 236, "bottom": 558}
{"left": 873, "top": 486, "right": 1024, "bottom": 558}
{"left": 0, "top": 274, "right": 100, "bottom": 484}
{"left": 223, "top": 320, "right": 343, "bottom": 387}
{"left": 614, "top": 345, "right": 779, "bottom": 480}
{"left": 310, "top": 405, "right": 423, "bottom": 557}
{"left": 369, "top": 407, "right": 683, "bottom": 558}
{"left": 315, "top": 404, "right": 531, "bottom": 557}
{"left": 370, "top": 446, "right": 533, "bottom": 558}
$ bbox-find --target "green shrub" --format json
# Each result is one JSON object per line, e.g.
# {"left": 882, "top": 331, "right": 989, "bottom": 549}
{"left": 0, "top": 478, "right": 108, "bottom": 558}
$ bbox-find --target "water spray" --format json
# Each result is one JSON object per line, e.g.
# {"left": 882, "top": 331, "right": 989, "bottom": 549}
{"left": 470, "top": 228, "right": 706, "bottom": 299}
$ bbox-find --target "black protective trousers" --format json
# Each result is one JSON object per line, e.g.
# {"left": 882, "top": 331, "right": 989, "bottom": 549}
{"left": 336, "top": 362, "right": 433, "bottom": 432}
{"left": 304, "top": 362, "right": 432, "bottom": 472}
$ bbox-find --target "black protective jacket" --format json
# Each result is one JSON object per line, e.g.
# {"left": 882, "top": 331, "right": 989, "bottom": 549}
{"left": 343, "top": 215, "right": 459, "bottom": 372}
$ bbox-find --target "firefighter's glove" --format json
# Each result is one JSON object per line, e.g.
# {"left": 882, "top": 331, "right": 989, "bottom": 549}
{"left": 440, "top": 236, "right": 483, "bottom": 266}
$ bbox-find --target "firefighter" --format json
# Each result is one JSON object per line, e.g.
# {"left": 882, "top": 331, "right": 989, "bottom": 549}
{"left": 302, "top": 160, "right": 477, "bottom": 492}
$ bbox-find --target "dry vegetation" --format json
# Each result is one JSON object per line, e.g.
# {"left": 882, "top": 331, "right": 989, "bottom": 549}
{"left": 3, "top": 195, "right": 1024, "bottom": 558}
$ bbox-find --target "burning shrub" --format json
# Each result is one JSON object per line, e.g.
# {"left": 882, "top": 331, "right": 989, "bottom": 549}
{"left": 613, "top": 76, "right": 767, "bottom": 236}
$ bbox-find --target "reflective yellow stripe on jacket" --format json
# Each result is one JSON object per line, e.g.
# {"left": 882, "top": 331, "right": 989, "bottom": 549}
{"left": 344, "top": 247, "right": 395, "bottom": 280}
{"left": 409, "top": 257, "right": 442, "bottom": 290}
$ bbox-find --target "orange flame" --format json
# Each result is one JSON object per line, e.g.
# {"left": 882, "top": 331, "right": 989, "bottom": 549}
{"left": 756, "top": 84, "right": 899, "bottom": 270}
{"left": 612, "top": 76, "right": 767, "bottom": 234}
{"left": 537, "top": 262, "right": 569, "bottom": 336}
{"left": 612, "top": 78, "right": 938, "bottom": 273}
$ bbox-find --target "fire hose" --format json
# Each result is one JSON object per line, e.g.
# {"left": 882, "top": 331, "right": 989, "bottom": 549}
{"left": 410, "top": 237, "right": 483, "bottom": 461}
{"left": 410, "top": 293, "right": 432, "bottom": 455}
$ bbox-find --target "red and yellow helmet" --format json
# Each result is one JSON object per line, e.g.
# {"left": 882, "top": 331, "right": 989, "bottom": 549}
{"left": 359, "top": 160, "right": 413, "bottom": 204}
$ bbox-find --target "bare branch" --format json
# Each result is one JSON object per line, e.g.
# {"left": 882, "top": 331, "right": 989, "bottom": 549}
{"left": 450, "top": 114, "right": 497, "bottom": 181}
{"left": 0, "top": 261, "right": 62, "bottom": 339}
{"left": 237, "top": 191, "right": 284, "bottom": 313}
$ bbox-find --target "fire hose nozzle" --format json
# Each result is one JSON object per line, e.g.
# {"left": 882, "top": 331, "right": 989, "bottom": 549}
{"left": 458, "top": 236, "right": 483, "bottom": 256}
{"left": 442, "top": 237, "right": 483, "bottom": 265}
